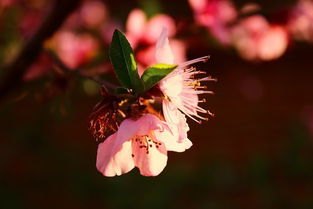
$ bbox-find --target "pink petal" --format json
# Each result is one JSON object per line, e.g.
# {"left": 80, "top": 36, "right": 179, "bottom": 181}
{"left": 106, "top": 114, "right": 165, "bottom": 160}
{"left": 188, "top": 0, "right": 207, "bottom": 12}
{"left": 96, "top": 133, "right": 135, "bottom": 177}
{"left": 163, "top": 100, "right": 190, "bottom": 140}
{"left": 155, "top": 126, "right": 192, "bottom": 153}
{"left": 132, "top": 134, "right": 168, "bottom": 176}
{"left": 111, "top": 114, "right": 163, "bottom": 151}
{"left": 155, "top": 27, "right": 174, "bottom": 64}
{"left": 162, "top": 99, "right": 181, "bottom": 124}
{"left": 161, "top": 100, "right": 192, "bottom": 152}
{"left": 96, "top": 114, "right": 171, "bottom": 177}
{"left": 126, "top": 9, "right": 146, "bottom": 38}
{"left": 126, "top": 9, "right": 147, "bottom": 47}
{"left": 144, "top": 14, "right": 176, "bottom": 44}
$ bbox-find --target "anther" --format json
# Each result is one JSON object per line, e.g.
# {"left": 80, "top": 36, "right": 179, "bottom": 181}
{"left": 196, "top": 86, "right": 207, "bottom": 89}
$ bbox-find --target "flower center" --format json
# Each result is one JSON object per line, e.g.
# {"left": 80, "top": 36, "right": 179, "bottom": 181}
{"left": 132, "top": 135, "right": 162, "bottom": 156}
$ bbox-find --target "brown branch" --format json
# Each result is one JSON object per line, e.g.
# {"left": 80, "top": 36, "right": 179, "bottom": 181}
{"left": 46, "top": 51, "right": 118, "bottom": 91}
{"left": 0, "top": 0, "right": 82, "bottom": 103}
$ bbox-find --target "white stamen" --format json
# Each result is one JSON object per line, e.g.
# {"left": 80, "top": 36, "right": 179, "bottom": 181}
{"left": 178, "top": 56, "right": 210, "bottom": 68}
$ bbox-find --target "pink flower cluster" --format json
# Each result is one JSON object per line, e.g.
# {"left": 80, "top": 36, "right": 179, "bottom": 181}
{"left": 188, "top": 0, "right": 313, "bottom": 61}
{"left": 288, "top": 0, "right": 313, "bottom": 43}
{"left": 231, "top": 15, "right": 288, "bottom": 61}
{"left": 95, "top": 29, "right": 214, "bottom": 177}
{"left": 125, "top": 9, "right": 187, "bottom": 74}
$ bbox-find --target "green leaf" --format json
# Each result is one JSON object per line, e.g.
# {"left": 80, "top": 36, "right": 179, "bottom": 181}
{"left": 141, "top": 63, "right": 177, "bottom": 91}
{"left": 109, "top": 30, "right": 144, "bottom": 92}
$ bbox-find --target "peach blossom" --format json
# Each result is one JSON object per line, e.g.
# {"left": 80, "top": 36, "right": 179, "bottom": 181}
{"left": 156, "top": 29, "right": 214, "bottom": 124}
{"left": 125, "top": 9, "right": 186, "bottom": 72}
{"left": 231, "top": 15, "right": 289, "bottom": 61}
{"left": 80, "top": 0, "right": 107, "bottom": 28}
{"left": 96, "top": 114, "right": 191, "bottom": 177}
{"left": 288, "top": 0, "right": 313, "bottom": 42}
{"left": 188, "top": 0, "right": 237, "bottom": 44}
{"left": 50, "top": 31, "right": 99, "bottom": 68}
{"left": 126, "top": 9, "right": 176, "bottom": 47}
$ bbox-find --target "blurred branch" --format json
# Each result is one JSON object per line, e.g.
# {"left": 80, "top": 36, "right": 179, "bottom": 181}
{"left": 0, "top": 0, "right": 82, "bottom": 103}
{"left": 47, "top": 51, "right": 118, "bottom": 91}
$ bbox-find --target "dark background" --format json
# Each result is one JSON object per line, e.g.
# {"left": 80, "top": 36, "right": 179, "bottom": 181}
{"left": 1, "top": 0, "right": 313, "bottom": 209}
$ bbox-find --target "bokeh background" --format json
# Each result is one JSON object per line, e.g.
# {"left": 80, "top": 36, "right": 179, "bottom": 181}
{"left": 1, "top": 0, "right": 313, "bottom": 209}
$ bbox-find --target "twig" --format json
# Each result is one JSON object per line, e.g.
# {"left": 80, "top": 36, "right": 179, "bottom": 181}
{"left": 47, "top": 51, "right": 118, "bottom": 91}
{"left": 0, "top": 0, "right": 82, "bottom": 103}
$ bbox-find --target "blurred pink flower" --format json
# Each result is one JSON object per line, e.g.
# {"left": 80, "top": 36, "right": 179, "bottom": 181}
{"left": 126, "top": 9, "right": 176, "bottom": 47}
{"left": 49, "top": 31, "right": 99, "bottom": 69}
{"left": 288, "top": 0, "right": 313, "bottom": 42}
{"left": 125, "top": 9, "right": 186, "bottom": 73}
{"left": 231, "top": 15, "right": 289, "bottom": 61}
{"left": 188, "top": 0, "right": 237, "bottom": 44}
{"left": 96, "top": 114, "right": 191, "bottom": 177}
{"left": 58, "top": 0, "right": 116, "bottom": 46}
{"left": 80, "top": 0, "right": 108, "bottom": 28}
{"left": 156, "top": 29, "right": 215, "bottom": 125}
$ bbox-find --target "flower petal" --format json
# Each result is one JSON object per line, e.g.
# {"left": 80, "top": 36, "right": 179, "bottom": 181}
{"left": 96, "top": 133, "right": 135, "bottom": 177}
{"left": 155, "top": 124, "right": 192, "bottom": 153}
{"left": 155, "top": 27, "right": 174, "bottom": 64}
{"left": 96, "top": 114, "right": 166, "bottom": 177}
{"left": 161, "top": 100, "right": 192, "bottom": 152}
{"left": 110, "top": 114, "right": 163, "bottom": 152}
{"left": 132, "top": 134, "right": 168, "bottom": 176}
{"left": 163, "top": 100, "right": 190, "bottom": 142}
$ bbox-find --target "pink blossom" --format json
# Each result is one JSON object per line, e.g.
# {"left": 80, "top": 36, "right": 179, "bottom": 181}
{"left": 49, "top": 31, "right": 99, "bottom": 69}
{"left": 288, "top": 0, "right": 313, "bottom": 42}
{"left": 156, "top": 29, "right": 215, "bottom": 124}
{"left": 80, "top": 0, "right": 108, "bottom": 28}
{"left": 125, "top": 9, "right": 147, "bottom": 47}
{"left": 136, "top": 39, "right": 187, "bottom": 75}
{"left": 126, "top": 9, "right": 176, "bottom": 47}
{"left": 96, "top": 114, "right": 191, "bottom": 177}
{"left": 125, "top": 9, "right": 186, "bottom": 73}
{"left": 188, "top": 0, "right": 237, "bottom": 44}
{"left": 230, "top": 15, "right": 289, "bottom": 61}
